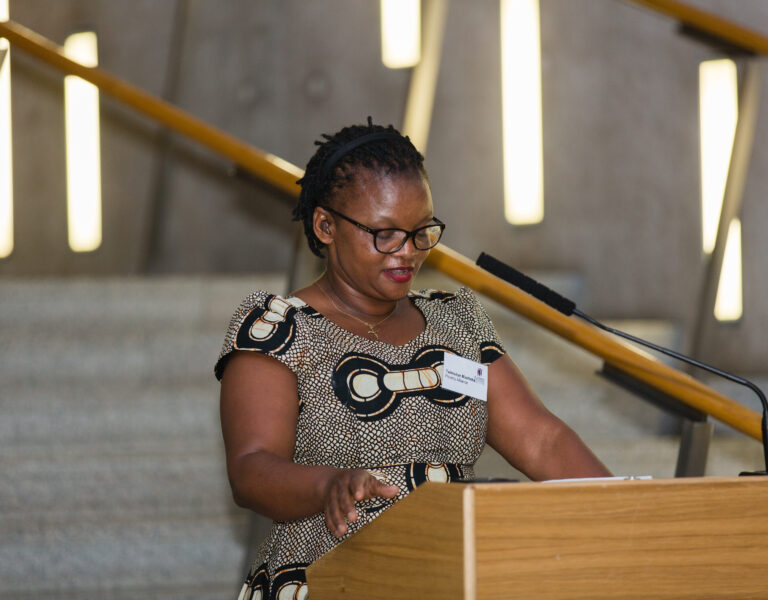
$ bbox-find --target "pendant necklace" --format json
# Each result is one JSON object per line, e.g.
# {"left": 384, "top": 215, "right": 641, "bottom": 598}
{"left": 318, "top": 283, "right": 397, "bottom": 341}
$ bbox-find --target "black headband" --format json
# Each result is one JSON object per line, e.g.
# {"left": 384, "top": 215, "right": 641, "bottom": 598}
{"left": 319, "top": 130, "right": 403, "bottom": 181}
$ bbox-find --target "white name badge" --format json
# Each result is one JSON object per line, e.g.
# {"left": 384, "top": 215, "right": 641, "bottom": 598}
{"left": 441, "top": 352, "right": 488, "bottom": 401}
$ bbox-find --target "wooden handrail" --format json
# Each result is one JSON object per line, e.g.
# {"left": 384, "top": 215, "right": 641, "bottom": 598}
{"left": 0, "top": 20, "right": 303, "bottom": 196}
{"left": 426, "top": 245, "right": 762, "bottom": 440}
{"left": 0, "top": 18, "right": 762, "bottom": 441}
{"left": 625, "top": 0, "right": 768, "bottom": 55}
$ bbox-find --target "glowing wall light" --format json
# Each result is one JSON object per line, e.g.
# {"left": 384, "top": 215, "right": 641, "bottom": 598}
{"left": 699, "top": 58, "right": 742, "bottom": 321}
{"left": 0, "top": 0, "right": 13, "bottom": 259}
{"left": 64, "top": 31, "right": 102, "bottom": 252}
{"left": 501, "top": 0, "right": 544, "bottom": 225}
{"left": 713, "top": 218, "right": 742, "bottom": 321}
{"left": 699, "top": 59, "right": 737, "bottom": 254}
{"left": 380, "top": 0, "right": 421, "bottom": 69}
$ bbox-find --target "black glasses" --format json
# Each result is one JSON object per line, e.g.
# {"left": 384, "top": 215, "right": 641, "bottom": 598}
{"left": 324, "top": 207, "right": 446, "bottom": 254}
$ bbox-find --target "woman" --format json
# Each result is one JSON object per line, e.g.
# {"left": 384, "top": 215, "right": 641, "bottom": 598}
{"left": 216, "top": 119, "right": 610, "bottom": 600}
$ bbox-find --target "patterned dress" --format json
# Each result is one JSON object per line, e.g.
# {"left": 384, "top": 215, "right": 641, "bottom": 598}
{"left": 215, "top": 287, "right": 505, "bottom": 600}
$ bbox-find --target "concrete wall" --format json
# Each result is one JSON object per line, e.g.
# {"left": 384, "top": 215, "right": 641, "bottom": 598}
{"left": 1, "top": 0, "right": 767, "bottom": 370}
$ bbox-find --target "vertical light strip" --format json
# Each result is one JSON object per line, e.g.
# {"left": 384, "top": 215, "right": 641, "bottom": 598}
{"left": 380, "top": 0, "right": 421, "bottom": 69}
{"left": 501, "top": 0, "right": 544, "bottom": 225}
{"left": 64, "top": 31, "right": 102, "bottom": 252}
{"left": 699, "top": 59, "right": 738, "bottom": 254}
{"left": 0, "top": 0, "right": 13, "bottom": 259}
{"left": 714, "top": 219, "right": 742, "bottom": 321}
{"left": 401, "top": 0, "right": 448, "bottom": 155}
{"left": 699, "top": 59, "right": 742, "bottom": 321}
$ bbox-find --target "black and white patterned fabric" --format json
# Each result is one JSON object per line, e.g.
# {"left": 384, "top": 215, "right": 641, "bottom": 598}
{"left": 215, "top": 287, "right": 505, "bottom": 600}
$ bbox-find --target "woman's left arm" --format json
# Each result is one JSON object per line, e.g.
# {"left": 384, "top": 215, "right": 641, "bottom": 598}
{"left": 485, "top": 354, "right": 612, "bottom": 481}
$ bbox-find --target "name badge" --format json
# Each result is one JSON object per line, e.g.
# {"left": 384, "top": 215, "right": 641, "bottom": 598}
{"left": 441, "top": 352, "right": 488, "bottom": 401}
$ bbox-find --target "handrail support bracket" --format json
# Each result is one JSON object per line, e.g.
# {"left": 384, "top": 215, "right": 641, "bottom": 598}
{"left": 599, "top": 362, "right": 713, "bottom": 477}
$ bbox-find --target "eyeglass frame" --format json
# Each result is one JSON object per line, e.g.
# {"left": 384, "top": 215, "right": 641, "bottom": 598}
{"left": 322, "top": 206, "right": 446, "bottom": 254}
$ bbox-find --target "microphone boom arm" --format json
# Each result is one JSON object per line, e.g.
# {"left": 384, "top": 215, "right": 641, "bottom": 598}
{"left": 476, "top": 252, "right": 768, "bottom": 475}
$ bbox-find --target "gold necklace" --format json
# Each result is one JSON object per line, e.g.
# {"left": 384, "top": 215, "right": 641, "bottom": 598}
{"left": 317, "top": 283, "right": 397, "bottom": 340}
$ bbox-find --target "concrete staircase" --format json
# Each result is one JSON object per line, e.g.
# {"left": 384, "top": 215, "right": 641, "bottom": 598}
{"left": 1, "top": 271, "right": 764, "bottom": 598}
{"left": 0, "top": 276, "right": 285, "bottom": 600}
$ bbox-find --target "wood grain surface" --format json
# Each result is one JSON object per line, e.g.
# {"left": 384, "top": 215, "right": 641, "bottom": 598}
{"left": 308, "top": 478, "right": 768, "bottom": 599}
{"left": 307, "top": 483, "right": 467, "bottom": 599}
{"left": 473, "top": 478, "right": 768, "bottom": 599}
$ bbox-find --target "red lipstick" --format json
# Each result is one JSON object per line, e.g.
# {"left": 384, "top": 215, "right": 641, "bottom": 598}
{"left": 383, "top": 266, "right": 414, "bottom": 283}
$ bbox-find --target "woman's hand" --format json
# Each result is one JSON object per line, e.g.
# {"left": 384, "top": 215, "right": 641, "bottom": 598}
{"left": 222, "top": 352, "right": 402, "bottom": 525}
{"left": 322, "top": 469, "right": 400, "bottom": 538}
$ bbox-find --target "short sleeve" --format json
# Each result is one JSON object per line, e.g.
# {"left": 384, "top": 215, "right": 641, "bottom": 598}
{"left": 214, "top": 290, "right": 313, "bottom": 381}
{"left": 452, "top": 287, "right": 506, "bottom": 365}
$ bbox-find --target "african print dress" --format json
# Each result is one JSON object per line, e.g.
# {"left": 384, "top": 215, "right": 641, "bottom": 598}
{"left": 215, "top": 287, "right": 505, "bottom": 600}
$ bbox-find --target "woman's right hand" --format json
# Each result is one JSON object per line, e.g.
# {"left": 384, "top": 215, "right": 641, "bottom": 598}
{"left": 222, "top": 352, "right": 401, "bottom": 527}
{"left": 322, "top": 469, "right": 400, "bottom": 538}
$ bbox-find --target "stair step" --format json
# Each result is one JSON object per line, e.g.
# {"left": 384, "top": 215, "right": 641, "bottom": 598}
{"left": 0, "top": 584, "right": 241, "bottom": 600}
{"left": 0, "top": 328, "right": 223, "bottom": 384}
{"left": 0, "top": 514, "right": 247, "bottom": 598}
{"left": 0, "top": 585, "right": 240, "bottom": 600}
{"left": 0, "top": 275, "right": 284, "bottom": 329}
{"left": 0, "top": 439, "right": 234, "bottom": 520}
{"left": 0, "top": 381, "right": 220, "bottom": 444}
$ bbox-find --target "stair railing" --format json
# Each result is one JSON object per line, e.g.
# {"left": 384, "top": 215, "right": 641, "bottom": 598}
{"left": 625, "top": 0, "right": 768, "bottom": 55}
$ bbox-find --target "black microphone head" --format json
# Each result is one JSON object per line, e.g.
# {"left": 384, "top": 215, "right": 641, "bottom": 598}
{"left": 476, "top": 252, "right": 576, "bottom": 316}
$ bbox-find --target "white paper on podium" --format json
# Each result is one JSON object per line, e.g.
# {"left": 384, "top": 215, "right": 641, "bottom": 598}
{"left": 542, "top": 475, "right": 653, "bottom": 483}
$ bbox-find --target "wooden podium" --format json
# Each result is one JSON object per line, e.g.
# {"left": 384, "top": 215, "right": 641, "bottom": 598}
{"left": 307, "top": 477, "right": 768, "bottom": 599}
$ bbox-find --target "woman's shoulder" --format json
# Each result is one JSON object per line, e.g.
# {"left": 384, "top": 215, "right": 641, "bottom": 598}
{"left": 228, "top": 289, "right": 322, "bottom": 324}
{"left": 409, "top": 286, "right": 488, "bottom": 329}
{"left": 230, "top": 288, "right": 322, "bottom": 334}
{"left": 409, "top": 286, "right": 480, "bottom": 309}
{"left": 215, "top": 289, "right": 321, "bottom": 381}
{"left": 412, "top": 286, "right": 505, "bottom": 362}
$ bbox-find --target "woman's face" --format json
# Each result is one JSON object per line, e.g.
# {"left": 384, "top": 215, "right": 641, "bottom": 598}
{"left": 316, "top": 169, "right": 435, "bottom": 302}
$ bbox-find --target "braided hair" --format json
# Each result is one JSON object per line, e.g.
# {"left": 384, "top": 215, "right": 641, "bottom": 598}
{"left": 294, "top": 117, "right": 427, "bottom": 257}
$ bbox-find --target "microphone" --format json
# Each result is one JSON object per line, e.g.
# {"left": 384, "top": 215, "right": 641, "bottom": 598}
{"left": 476, "top": 251, "right": 768, "bottom": 476}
